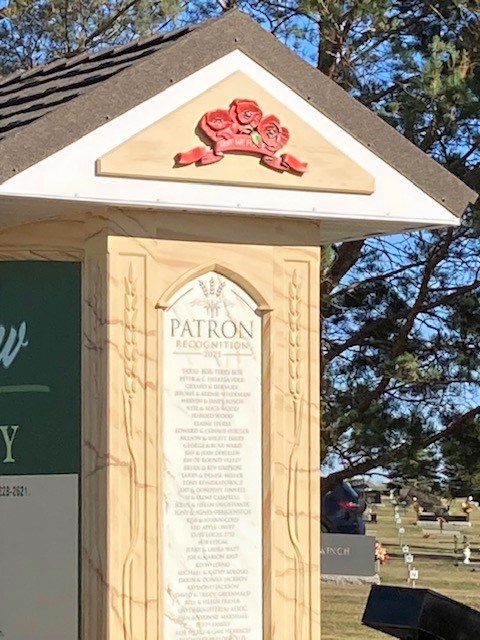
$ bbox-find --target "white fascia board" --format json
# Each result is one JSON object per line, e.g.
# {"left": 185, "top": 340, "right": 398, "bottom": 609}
{"left": 0, "top": 50, "right": 460, "bottom": 229}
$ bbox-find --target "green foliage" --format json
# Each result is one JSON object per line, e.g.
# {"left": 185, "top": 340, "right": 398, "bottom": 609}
{"left": 0, "top": 0, "right": 185, "bottom": 72}
{"left": 237, "top": 0, "right": 480, "bottom": 490}
{"left": 442, "top": 421, "right": 480, "bottom": 495}
{"left": 251, "top": 130, "right": 262, "bottom": 146}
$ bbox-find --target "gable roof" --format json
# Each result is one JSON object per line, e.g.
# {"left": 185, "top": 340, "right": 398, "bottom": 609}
{"left": 0, "top": 9, "right": 476, "bottom": 216}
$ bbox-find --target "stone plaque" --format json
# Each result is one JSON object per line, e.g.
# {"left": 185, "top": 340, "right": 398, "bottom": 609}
{"left": 163, "top": 271, "right": 263, "bottom": 639}
{"left": 321, "top": 533, "right": 376, "bottom": 577}
{"left": 0, "top": 475, "right": 78, "bottom": 639}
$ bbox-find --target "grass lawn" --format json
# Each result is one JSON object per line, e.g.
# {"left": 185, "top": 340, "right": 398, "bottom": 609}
{"left": 321, "top": 499, "right": 480, "bottom": 639}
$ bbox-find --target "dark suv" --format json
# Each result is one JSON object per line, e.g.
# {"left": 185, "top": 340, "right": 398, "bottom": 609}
{"left": 322, "top": 481, "right": 366, "bottom": 534}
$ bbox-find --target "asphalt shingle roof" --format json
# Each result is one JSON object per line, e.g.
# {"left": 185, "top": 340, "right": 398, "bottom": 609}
{"left": 0, "top": 25, "right": 191, "bottom": 140}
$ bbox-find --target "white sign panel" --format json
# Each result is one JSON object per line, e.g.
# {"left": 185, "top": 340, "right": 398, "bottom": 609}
{"left": 163, "top": 271, "right": 263, "bottom": 639}
{"left": 0, "top": 475, "right": 78, "bottom": 640}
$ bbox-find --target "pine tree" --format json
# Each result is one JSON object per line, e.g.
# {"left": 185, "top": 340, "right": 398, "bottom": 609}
{"left": 237, "top": 0, "right": 480, "bottom": 492}
{"left": 0, "top": 0, "right": 185, "bottom": 72}
{"left": 0, "top": 0, "right": 478, "bottom": 492}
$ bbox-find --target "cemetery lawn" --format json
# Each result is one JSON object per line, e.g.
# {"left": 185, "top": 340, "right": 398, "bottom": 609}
{"left": 321, "top": 499, "right": 480, "bottom": 639}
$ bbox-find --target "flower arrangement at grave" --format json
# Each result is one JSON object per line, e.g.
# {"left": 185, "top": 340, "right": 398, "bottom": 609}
{"left": 375, "top": 541, "right": 390, "bottom": 564}
{"left": 462, "top": 497, "right": 475, "bottom": 518}
{"left": 176, "top": 98, "right": 308, "bottom": 174}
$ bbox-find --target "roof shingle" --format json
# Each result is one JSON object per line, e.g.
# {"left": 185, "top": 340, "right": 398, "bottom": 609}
{"left": 0, "top": 25, "right": 191, "bottom": 140}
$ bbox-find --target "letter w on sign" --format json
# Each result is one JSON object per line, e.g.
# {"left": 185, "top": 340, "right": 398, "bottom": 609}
{"left": 0, "top": 321, "right": 28, "bottom": 369}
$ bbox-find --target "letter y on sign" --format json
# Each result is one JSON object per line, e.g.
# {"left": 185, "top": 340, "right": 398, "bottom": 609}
{"left": 0, "top": 425, "right": 19, "bottom": 463}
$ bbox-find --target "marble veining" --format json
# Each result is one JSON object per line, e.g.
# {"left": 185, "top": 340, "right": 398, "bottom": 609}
{"left": 162, "top": 272, "right": 263, "bottom": 640}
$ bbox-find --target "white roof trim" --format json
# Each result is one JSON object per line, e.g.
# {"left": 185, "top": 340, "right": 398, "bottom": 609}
{"left": 0, "top": 50, "right": 460, "bottom": 229}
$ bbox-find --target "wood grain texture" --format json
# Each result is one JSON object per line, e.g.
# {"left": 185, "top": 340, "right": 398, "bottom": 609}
{"left": 82, "top": 227, "right": 108, "bottom": 640}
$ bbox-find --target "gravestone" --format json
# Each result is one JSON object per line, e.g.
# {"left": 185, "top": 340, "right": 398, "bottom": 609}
{"left": 321, "top": 534, "right": 376, "bottom": 578}
{"left": 365, "top": 490, "right": 382, "bottom": 505}
{"left": 363, "top": 585, "right": 480, "bottom": 639}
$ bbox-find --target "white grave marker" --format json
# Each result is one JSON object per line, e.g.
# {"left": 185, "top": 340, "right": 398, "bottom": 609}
{"left": 409, "top": 568, "right": 419, "bottom": 587}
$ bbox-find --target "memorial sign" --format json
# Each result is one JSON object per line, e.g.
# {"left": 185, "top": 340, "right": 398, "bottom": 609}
{"left": 0, "top": 9, "right": 475, "bottom": 640}
{"left": 0, "top": 261, "right": 80, "bottom": 640}
{"left": 163, "top": 271, "right": 263, "bottom": 639}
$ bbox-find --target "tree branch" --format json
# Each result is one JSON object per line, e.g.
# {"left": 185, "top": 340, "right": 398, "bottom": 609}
{"left": 322, "top": 405, "right": 480, "bottom": 493}
{"left": 321, "top": 239, "right": 365, "bottom": 301}
{"left": 75, "top": 0, "right": 142, "bottom": 53}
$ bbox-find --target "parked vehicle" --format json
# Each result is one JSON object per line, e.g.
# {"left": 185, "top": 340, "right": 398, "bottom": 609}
{"left": 322, "top": 481, "right": 366, "bottom": 534}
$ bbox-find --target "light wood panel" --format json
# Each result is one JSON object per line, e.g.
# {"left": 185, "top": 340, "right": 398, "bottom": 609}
{"left": 102, "top": 235, "right": 321, "bottom": 639}
{"left": 97, "top": 71, "right": 374, "bottom": 195}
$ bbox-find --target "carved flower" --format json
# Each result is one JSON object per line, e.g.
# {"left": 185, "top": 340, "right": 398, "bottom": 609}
{"left": 202, "top": 109, "right": 234, "bottom": 140}
{"left": 229, "top": 99, "right": 263, "bottom": 131}
{"left": 257, "top": 115, "right": 289, "bottom": 151}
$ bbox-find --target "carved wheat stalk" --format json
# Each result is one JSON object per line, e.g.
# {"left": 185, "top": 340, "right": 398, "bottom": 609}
{"left": 287, "top": 269, "right": 305, "bottom": 640}
{"left": 122, "top": 264, "right": 140, "bottom": 640}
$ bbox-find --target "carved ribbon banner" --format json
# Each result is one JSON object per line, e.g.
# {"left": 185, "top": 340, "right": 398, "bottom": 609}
{"left": 176, "top": 99, "right": 308, "bottom": 175}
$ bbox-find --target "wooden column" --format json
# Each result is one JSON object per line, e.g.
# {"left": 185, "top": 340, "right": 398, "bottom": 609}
{"left": 81, "top": 221, "right": 320, "bottom": 640}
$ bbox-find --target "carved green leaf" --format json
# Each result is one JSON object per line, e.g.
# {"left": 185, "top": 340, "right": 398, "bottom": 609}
{"left": 251, "top": 130, "right": 263, "bottom": 147}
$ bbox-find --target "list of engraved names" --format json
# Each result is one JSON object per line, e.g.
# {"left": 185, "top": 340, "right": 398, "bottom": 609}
{"left": 163, "top": 273, "right": 263, "bottom": 640}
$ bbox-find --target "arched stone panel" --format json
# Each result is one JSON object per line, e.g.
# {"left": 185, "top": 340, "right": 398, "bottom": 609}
{"left": 162, "top": 271, "right": 264, "bottom": 639}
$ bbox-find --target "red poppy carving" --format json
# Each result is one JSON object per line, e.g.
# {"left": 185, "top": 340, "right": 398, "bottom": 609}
{"left": 229, "top": 98, "right": 263, "bottom": 132}
{"left": 258, "top": 115, "right": 290, "bottom": 152}
{"left": 176, "top": 98, "right": 307, "bottom": 175}
{"left": 201, "top": 109, "right": 234, "bottom": 140}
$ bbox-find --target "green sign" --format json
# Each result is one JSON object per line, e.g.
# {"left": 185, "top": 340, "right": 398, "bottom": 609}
{"left": 0, "top": 261, "right": 81, "bottom": 475}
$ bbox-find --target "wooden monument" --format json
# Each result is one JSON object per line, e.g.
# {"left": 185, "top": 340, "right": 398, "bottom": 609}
{"left": 0, "top": 10, "right": 475, "bottom": 640}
